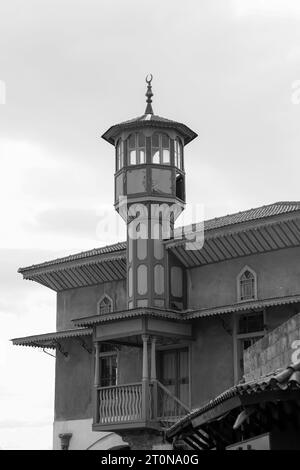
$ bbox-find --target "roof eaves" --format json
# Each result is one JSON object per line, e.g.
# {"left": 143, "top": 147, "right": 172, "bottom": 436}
{"left": 73, "top": 307, "right": 187, "bottom": 327}
{"left": 101, "top": 117, "right": 198, "bottom": 146}
{"left": 186, "top": 295, "right": 300, "bottom": 320}
{"left": 11, "top": 327, "right": 93, "bottom": 347}
{"left": 18, "top": 243, "right": 126, "bottom": 276}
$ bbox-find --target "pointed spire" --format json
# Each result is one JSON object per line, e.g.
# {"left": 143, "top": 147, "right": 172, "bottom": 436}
{"left": 145, "top": 74, "right": 154, "bottom": 115}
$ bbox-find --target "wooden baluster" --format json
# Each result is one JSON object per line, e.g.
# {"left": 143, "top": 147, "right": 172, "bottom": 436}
{"left": 115, "top": 387, "right": 118, "bottom": 422}
{"left": 124, "top": 387, "right": 130, "bottom": 421}
{"left": 128, "top": 385, "right": 132, "bottom": 421}
{"left": 112, "top": 387, "right": 115, "bottom": 423}
{"left": 137, "top": 385, "right": 140, "bottom": 420}
{"left": 139, "top": 385, "right": 142, "bottom": 419}
{"left": 110, "top": 387, "right": 113, "bottom": 423}
{"left": 132, "top": 386, "right": 136, "bottom": 420}
{"left": 105, "top": 389, "right": 108, "bottom": 423}
{"left": 132, "top": 386, "right": 135, "bottom": 421}
{"left": 99, "top": 389, "right": 102, "bottom": 423}
{"left": 116, "top": 387, "right": 120, "bottom": 423}
{"left": 103, "top": 389, "right": 106, "bottom": 423}
{"left": 121, "top": 386, "right": 124, "bottom": 422}
{"left": 120, "top": 387, "right": 126, "bottom": 421}
{"left": 107, "top": 388, "right": 110, "bottom": 423}
{"left": 120, "top": 386, "right": 123, "bottom": 422}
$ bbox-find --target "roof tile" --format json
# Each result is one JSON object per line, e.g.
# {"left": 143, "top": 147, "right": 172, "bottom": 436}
{"left": 18, "top": 201, "right": 300, "bottom": 274}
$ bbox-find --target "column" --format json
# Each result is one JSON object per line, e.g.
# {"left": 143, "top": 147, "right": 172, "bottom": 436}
{"left": 94, "top": 341, "right": 100, "bottom": 387}
{"left": 150, "top": 336, "right": 157, "bottom": 381}
{"left": 142, "top": 335, "right": 149, "bottom": 421}
{"left": 150, "top": 337, "right": 158, "bottom": 420}
{"left": 142, "top": 335, "right": 149, "bottom": 380}
{"left": 94, "top": 342, "right": 100, "bottom": 424}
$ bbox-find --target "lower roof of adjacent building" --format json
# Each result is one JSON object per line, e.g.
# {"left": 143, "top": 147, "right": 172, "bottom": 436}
{"left": 166, "top": 360, "right": 300, "bottom": 450}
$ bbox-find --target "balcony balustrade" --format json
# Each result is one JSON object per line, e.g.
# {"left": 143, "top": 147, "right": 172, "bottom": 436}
{"left": 94, "top": 380, "right": 190, "bottom": 430}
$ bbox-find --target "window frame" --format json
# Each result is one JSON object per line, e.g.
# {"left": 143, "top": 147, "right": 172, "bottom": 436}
{"left": 174, "top": 137, "right": 183, "bottom": 170}
{"left": 233, "top": 310, "right": 266, "bottom": 383}
{"left": 97, "top": 294, "right": 114, "bottom": 315}
{"left": 151, "top": 132, "right": 171, "bottom": 165}
{"left": 237, "top": 265, "right": 257, "bottom": 302}
{"left": 98, "top": 348, "right": 119, "bottom": 387}
{"left": 127, "top": 132, "right": 146, "bottom": 166}
{"left": 116, "top": 139, "right": 124, "bottom": 171}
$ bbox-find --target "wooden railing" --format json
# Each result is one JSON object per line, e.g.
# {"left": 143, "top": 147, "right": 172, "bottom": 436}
{"left": 97, "top": 382, "right": 142, "bottom": 424}
{"left": 156, "top": 381, "right": 190, "bottom": 422}
{"left": 95, "top": 380, "right": 190, "bottom": 427}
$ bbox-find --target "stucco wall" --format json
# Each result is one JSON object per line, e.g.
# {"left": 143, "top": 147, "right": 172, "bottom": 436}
{"left": 188, "top": 305, "right": 299, "bottom": 408}
{"left": 190, "top": 316, "right": 234, "bottom": 406}
{"left": 56, "top": 279, "right": 127, "bottom": 330}
{"left": 55, "top": 338, "right": 94, "bottom": 421}
{"left": 54, "top": 340, "right": 142, "bottom": 421}
{"left": 188, "top": 246, "right": 300, "bottom": 309}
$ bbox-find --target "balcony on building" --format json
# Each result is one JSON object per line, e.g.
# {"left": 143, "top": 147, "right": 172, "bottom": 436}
{"left": 73, "top": 306, "right": 192, "bottom": 432}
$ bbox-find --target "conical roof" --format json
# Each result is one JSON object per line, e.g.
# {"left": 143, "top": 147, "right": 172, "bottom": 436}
{"left": 101, "top": 75, "right": 197, "bottom": 146}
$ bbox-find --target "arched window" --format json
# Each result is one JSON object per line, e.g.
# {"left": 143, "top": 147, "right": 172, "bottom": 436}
{"left": 98, "top": 295, "right": 113, "bottom": 315}
{"left": 116, "top": 140, "right": 124, "bottom": 171}
{"left": 237, "top": 267, "right": 257, "bottom": 302}
{"left": 127, "top": 132, "right": 146, "bottom": 165}
{"left": 151, "top": 133, "right": 170, "bottom": 164}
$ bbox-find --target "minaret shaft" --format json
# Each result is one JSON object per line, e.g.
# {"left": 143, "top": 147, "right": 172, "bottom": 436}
{"left": 127, "top": 205, "right": 173, "bottom": 309}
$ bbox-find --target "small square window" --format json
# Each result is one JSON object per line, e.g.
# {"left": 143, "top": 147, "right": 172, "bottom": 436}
{"left": 238, "top": 312, "right": 264, "bottom": 335}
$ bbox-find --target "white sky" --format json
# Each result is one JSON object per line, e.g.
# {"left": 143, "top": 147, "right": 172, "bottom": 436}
{"left": 0, "top": 0, "right": 300, "bottom": 449}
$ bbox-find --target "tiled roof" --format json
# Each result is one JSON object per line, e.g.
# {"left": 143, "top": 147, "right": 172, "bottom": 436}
{"left": 11, "top": 328, "right": 93, "bottom": 348}
{"left": 174, "top": 201, "right": 300, "bottom": 238}
{"left": 187, "top": 294, "right": 300, "bottom": 319}
{"left": 166, "top": 360, "right": 300, "bottom": 439}
{"left": 18, "top": 201, "right": 300, "bottom": 276}
{"left": 73, "top": 307, "right": 186, "bottom": 327}
{"left": 101, "top": 113, "right": 198, "bottom": 145}
{"left": 18, "top": 241, "right": 126, "bottom": 274}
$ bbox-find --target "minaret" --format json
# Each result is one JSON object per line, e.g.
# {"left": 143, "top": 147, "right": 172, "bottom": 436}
{"left": 102, "top": 76, "right": 197, "bottom": 310}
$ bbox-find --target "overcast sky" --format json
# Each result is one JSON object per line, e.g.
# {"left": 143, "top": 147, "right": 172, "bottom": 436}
{"left": 1, "top": 0, "right": 300, "bottom": 449}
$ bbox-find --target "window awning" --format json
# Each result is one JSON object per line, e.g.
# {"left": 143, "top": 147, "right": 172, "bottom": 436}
{"left": 11, "top": 328, "right": 93, "bottom": 349}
